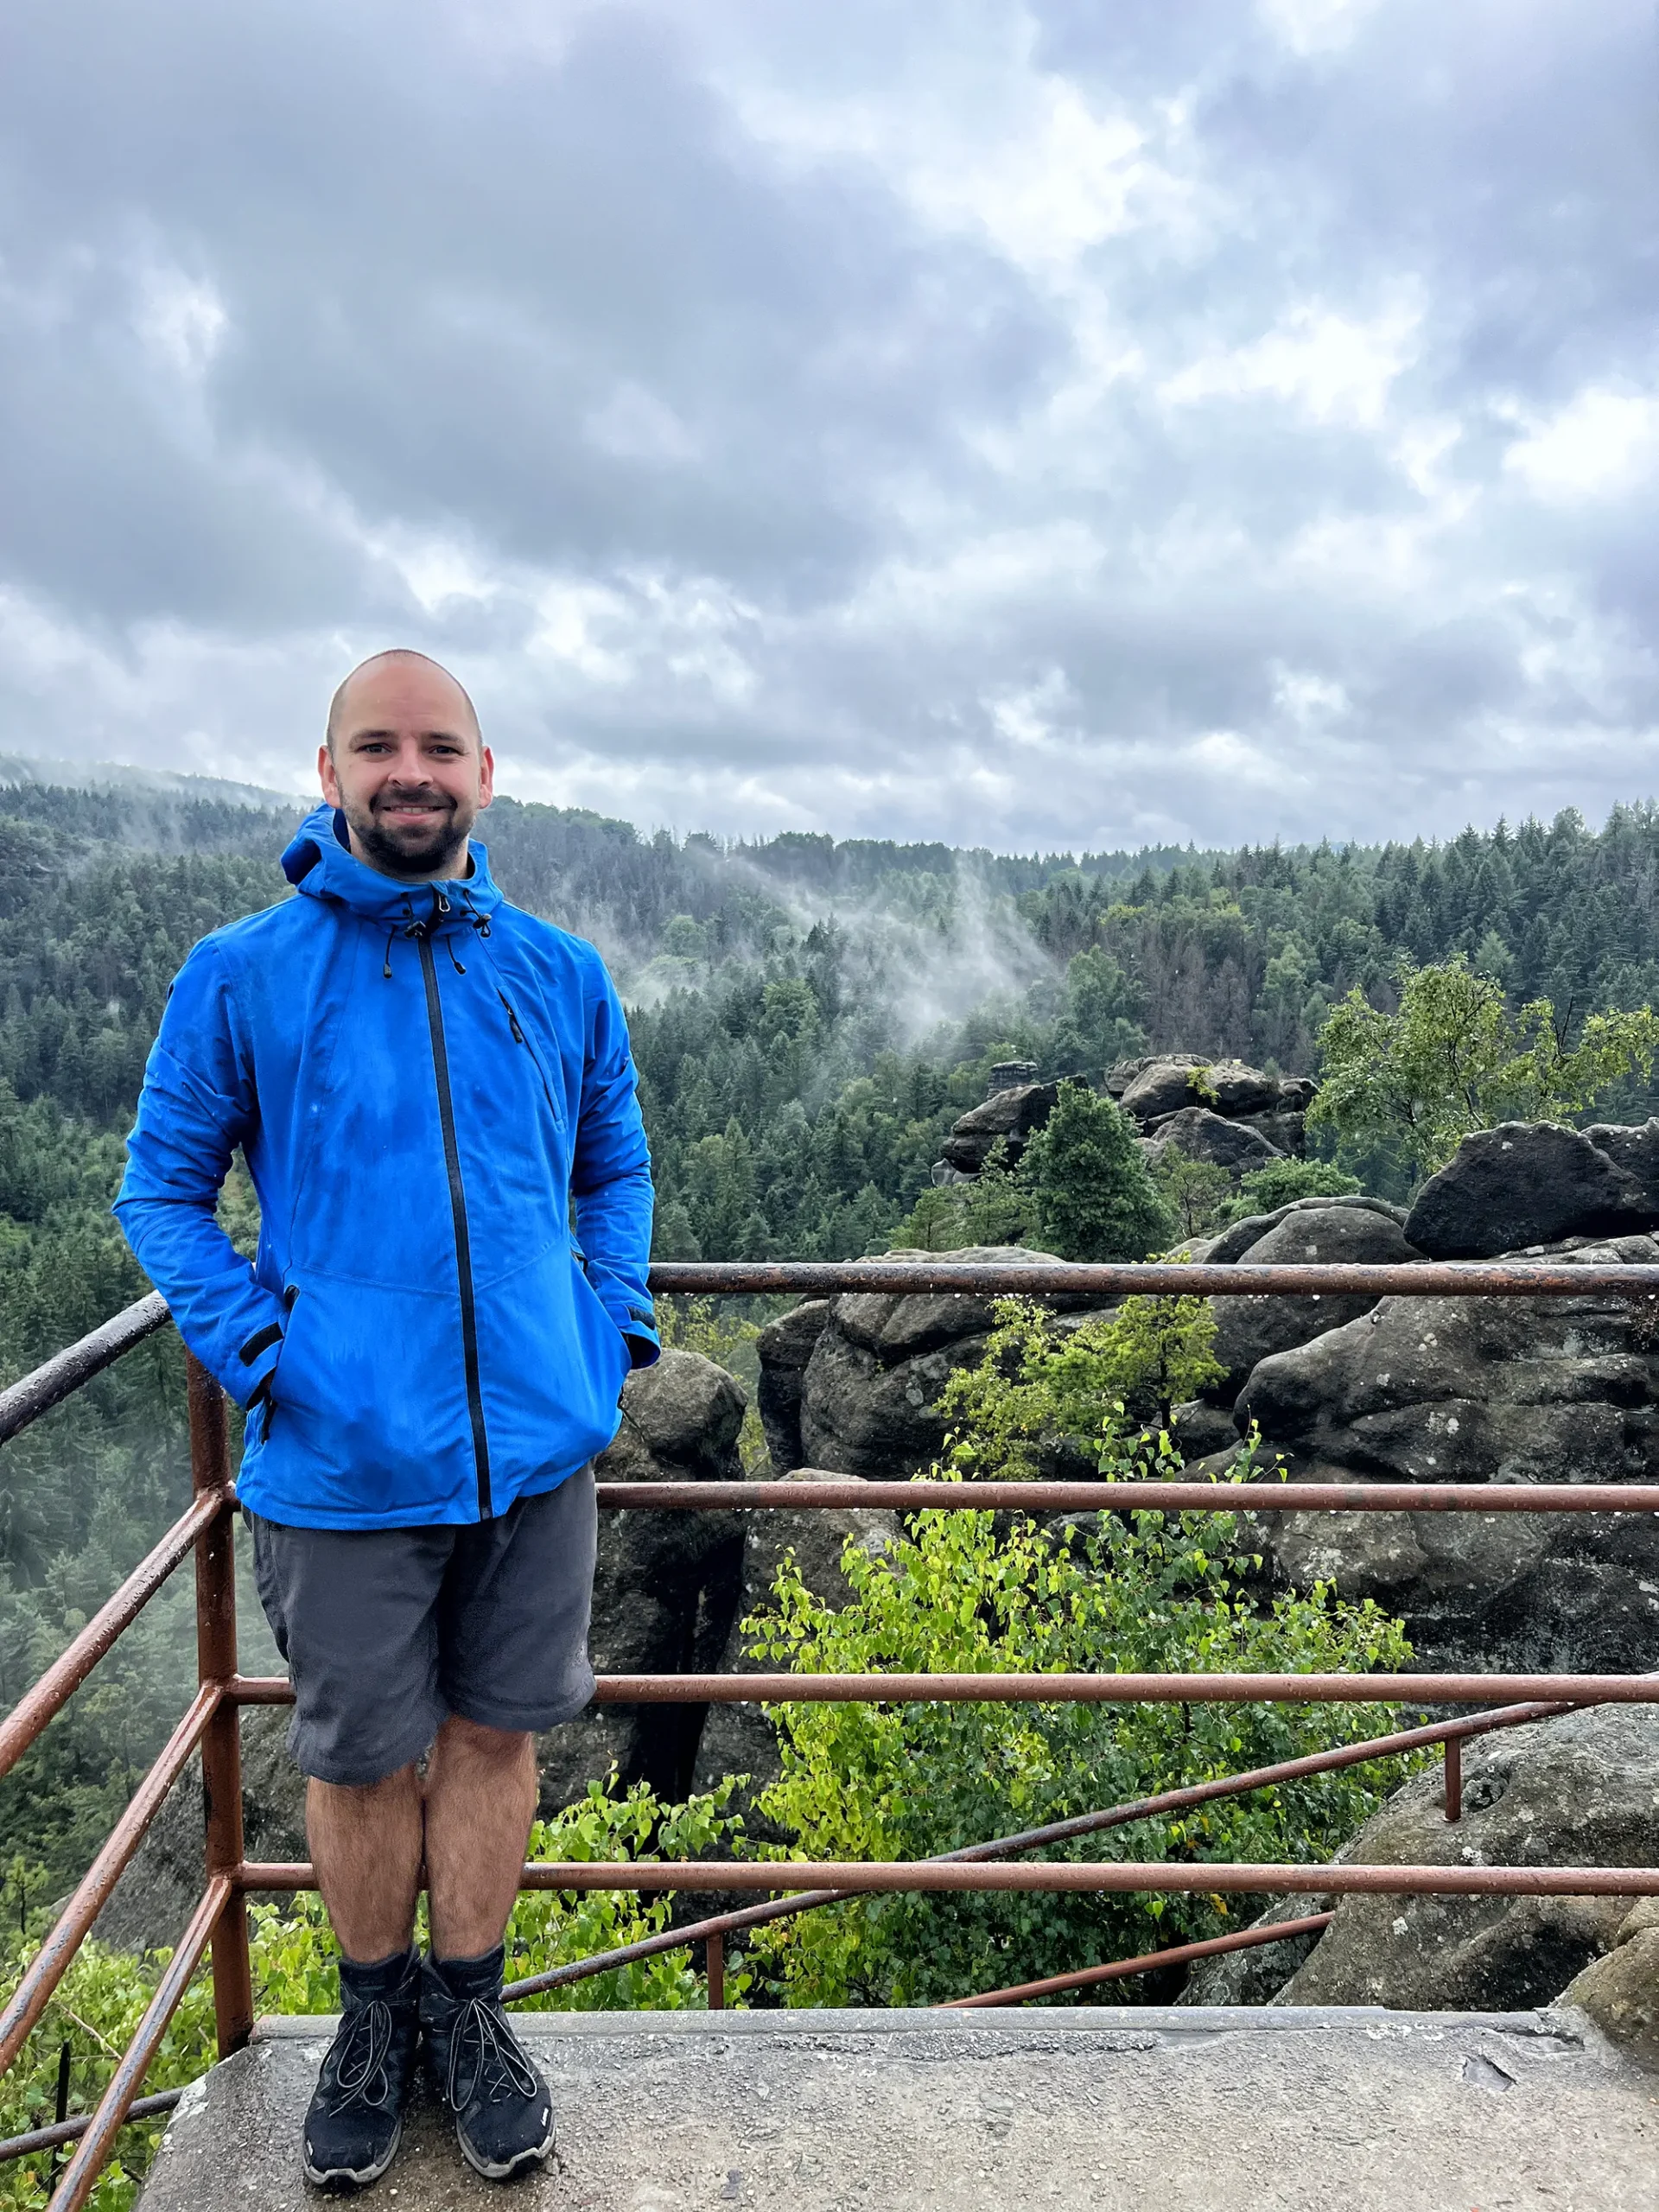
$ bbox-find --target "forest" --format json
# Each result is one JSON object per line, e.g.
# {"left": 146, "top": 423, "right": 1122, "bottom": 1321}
{"left": 4, "top": 766, "right": 1659, "bottom": 1897}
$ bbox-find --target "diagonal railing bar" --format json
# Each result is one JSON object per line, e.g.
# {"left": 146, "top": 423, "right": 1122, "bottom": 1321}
{"left": 0, "top": 1685, "right": 221, "bottom": 2075}
{"left": 0, "top": 1490, "right": 221, "bottom": 1785}
{"left": 498, "top": 1694, "right": 1572, "bottom": 2003}
{"left": 48, "top": 1873, "right": 232, "bottom": 2212}
{"left": 0, "top": 1292, "right": 169, "bottom": 1448}
{"left": 939, "top": 1910, "right": 1340, "bottom": 2010}
{"left": 0, "top": 2088, "right": 181, "bottom": 2166}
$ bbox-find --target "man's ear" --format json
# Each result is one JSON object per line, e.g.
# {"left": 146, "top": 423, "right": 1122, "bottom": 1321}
{"left": 318, "top": 741, "right": 341, "bottom": 806}
{"left": 478, "top": 744, "right": 496, "bottom": 810}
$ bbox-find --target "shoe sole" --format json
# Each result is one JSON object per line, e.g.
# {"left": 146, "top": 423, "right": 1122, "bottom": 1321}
{"left": 303, "top": 2114, "right": 404, "bottom": 2193}
{"left": 455, "top": 2117, "right": 556, "bottom": 2182}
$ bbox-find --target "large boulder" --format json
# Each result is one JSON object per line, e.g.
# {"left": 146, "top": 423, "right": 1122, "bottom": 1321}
{"left": 690, "top": 1470, "right": 899, "bottom": 1843}
{"left": 1405, "top": 1122, "right": 1656, "bottom": 1259}
{"left": 1271, "top": 1707, "right": 1659, "bottom": 2012}
{"left": 940, "top": 1082, "right": 1059, "bottom": 1174}
{"left": 1234, "top": 1236, "right": 1659, "bottom": 1673}
{"left": 1193, "top": 1060, "right": 1281, "bottom": 1117}
{"left": 798, "top": 1246, "right": 1110, "bottom": 1478}
{"left": 1208, "top": 1205, "right": 1425, "bottom": 1389}
{"left": 1560, "top": 1899, "right": 1659, "bottom": 2070}
{"left": 537, "top": 1349, "right": 748, "bottom": 1810}
{"left": 1207, "top": 1193, "right": 1409, "bottom": 1267}
{"left": 1142, "top": 1106, "right": 1283, "bottom": 1172}
{"left": 1119, "top": 1058, "right": 1205, "bottom": 1123}
{"left": 755, "top": 1300, "right": 831, "bottom": 1471}
{"left": 1106, "top": 1052, "right": 1207, "bottom": 1104}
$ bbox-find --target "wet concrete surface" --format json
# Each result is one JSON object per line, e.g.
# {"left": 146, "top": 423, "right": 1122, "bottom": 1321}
{"left": 139, "top": 2005, "right": 1659, "bottom": 2211}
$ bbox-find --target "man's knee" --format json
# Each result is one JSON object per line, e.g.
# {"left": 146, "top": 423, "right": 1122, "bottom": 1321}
{"left": 435, "top": 1713, "right": 532, "bottom": 1763}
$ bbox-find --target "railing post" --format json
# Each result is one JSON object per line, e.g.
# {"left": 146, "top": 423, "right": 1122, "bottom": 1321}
{"left": 188, "top": 1355, "right": 252, "bottom": 2057}
{"left": 1443, "top": 1735, "right": 1462, "bottom": 1824}
{"left": 705, "top": 1931, "right": 725, "bottom": 2012}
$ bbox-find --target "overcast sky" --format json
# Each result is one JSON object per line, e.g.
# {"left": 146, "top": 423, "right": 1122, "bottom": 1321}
{"left": 2, "top": 1, "right": 1656, "bottom": 853}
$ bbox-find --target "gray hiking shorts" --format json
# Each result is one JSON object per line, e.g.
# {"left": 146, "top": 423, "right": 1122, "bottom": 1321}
{"left": 246, "top": 1466, "right": 597, "bottom": 1787}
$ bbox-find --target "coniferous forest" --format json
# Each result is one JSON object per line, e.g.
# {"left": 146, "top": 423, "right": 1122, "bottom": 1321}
{"left": 4, "top": 766, "right": 1659, "bottom": 1893}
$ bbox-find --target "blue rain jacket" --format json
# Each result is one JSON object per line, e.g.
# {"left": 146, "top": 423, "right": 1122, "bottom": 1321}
{"left": 115, "top": 804, "right": 658, "bottom": 1529}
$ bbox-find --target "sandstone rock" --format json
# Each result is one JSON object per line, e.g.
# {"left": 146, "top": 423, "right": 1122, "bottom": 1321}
{"left": 1143, "top": 1106, "right": 1283, "bottom": 1171}
{"left": 1208, "top": 1206, "right": 1424, "bottom": 1389}
{"left": 1193, "top": 1060, "right": 1280, "bottom": 1117}
{"left": 1231, "top": 1109, "right": 1307, "bottom": 1156}
{"left": 798, "top": 1246, "right": 1111, "bottom": 1478}
{"left": 1207, "top": 1194, "right": 1409, "bottom": 1267}
{"left": 1269, "top": 1706, "right": 1659, "bottom": 2012}
{"left": 691, "top": 1470, "right": 899, "bottom": 1843}
{"left": 1234, "top": 1237, "right": 1659, "bottom": 1671}
{"left": 755, "top": 1300, "right": 831, "bottom": 1471}
{"left": 1586, "top": 1119, "right": 1659, "bottom": 1212}
{"left": 1561, "top": 1921, "right": 1659, "bottom": 2071}
{"left": 940, "top": 1082, "right": 1059, "bottom": 1174}
{"left": 1119, "top": 1059, "right": 1205, "bottom": 1123}
{"left": 1106, "top": 1052, "right": 1206, "bottom": 1103}
{"left": 1405, "top": 1122, "right": 1652, "bottom": 1259}
{"left": 537, "top": 1350, "right": 748, "bottom": 1810}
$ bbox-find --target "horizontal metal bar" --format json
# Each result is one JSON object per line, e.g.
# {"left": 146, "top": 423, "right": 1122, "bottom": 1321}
{"left": 649, "top": 1260, "right": 1659, "bottom": 1300}
{"left": 499, "top": 1697, "right": 1562, "bottom": 2003}
{"left": 50, "top": 1876, "right": 231, "bottom": 2212}
{"left": 227, "top": 1669, "right": 1652, "bottom": 1708}
{"left": 938, "top": 1910, "right": 1339, "bottom": 2010}
{"left": 414, "top": 1859, "right": 1659, "bottom": 1898}
{"left": 239, "top": 1859, "right": 1659, "bottom": 1899}
{"left": 0, "top": 2089, "right": 181, "bottom": 2166}
{"left": 0, "top": 1489, "right": 222, "bottom": 1783}
{"left": 0, "top": 1684, "right": 221, "bottom": 2075}
{"left": 0, "top": 1292, "right": 170, "bottom": 1447}
{"left": 588, "top": 1671, "right": 1658, "bottom": 1707}
{"left": 596, "top": 1478, "right": 1659, "bottom": 1514}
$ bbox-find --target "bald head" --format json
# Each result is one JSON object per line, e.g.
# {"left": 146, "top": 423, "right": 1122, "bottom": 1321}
{"left": 325, "top": 649, "right": 482, "bottom": 757}
{"left": 318, "top": 649, "right": 494, "bottom": 882}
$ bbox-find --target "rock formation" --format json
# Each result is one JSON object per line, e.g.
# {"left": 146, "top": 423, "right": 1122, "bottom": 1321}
{"left": 790, "top": 1244, "right": 1111, "bottom": 1479}
{"left": 1185, "top": 1704, "right": 1659, "bottom": 2031}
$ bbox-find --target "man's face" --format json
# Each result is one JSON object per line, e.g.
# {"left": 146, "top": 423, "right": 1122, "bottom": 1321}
{"left": 319, "top": 660, "right": 494, "bottom": 880}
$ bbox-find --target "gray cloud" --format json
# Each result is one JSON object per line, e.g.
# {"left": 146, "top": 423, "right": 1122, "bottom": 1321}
{"left": 0, "top": 0, "right": 1655, "bottom": 849}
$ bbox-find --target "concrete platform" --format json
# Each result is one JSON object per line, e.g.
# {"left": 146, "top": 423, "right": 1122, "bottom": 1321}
{"left": 139, "top": 2006, "right": 1659, "bottom": 2211}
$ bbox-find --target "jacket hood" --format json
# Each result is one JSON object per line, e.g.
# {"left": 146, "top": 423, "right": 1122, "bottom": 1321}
{"left": 281, "top": 804, "right": 504, "bottom": 928}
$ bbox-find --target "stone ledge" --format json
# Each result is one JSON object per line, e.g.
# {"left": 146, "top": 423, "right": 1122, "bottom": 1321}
{"left": 140, "top": 2005, "right": 1658, "bottom": 2210}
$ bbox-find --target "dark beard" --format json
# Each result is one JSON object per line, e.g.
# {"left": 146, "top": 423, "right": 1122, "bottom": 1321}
{"left": 345, "top": 791, "right": 471, "bottom": 878}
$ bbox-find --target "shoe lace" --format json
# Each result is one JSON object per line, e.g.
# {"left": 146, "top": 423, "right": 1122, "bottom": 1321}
{"left": 325, "top": 1999, "right": 397, "bottom": 2113}
{"left": 445, "top": 1997, "right": 540, "bottom": 2110}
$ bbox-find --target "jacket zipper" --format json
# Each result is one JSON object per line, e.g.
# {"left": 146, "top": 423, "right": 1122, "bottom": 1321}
{"left": 417, "top": 931, "right": 493, "bottom": 1520}
{"left": 497, "top": 988, "right": 563, "bottom": 1126}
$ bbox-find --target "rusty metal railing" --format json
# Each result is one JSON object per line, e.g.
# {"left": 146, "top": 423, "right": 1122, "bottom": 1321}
{"left": 1, "top": 1256, "right": 1657, "bottom": 2205}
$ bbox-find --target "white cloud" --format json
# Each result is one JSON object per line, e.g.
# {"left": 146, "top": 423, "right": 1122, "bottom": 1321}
{"left": 1503, "top": 385, "right": 1659, "bottom": 501}
{"left": 1161, "top": 297, "right": 1422, "bottom": 428}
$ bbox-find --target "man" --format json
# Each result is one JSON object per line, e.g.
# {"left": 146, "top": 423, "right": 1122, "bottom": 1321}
{"left": 117, "top": 651, "right": 657, "bottom": 2192}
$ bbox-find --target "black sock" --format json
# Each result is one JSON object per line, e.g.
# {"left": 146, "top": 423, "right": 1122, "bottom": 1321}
{"left": 339, "top": 1945, "right": 418, "bottom": 2005}
{"left": 430, "top": 1942, "right": 506, "bottom": 2000}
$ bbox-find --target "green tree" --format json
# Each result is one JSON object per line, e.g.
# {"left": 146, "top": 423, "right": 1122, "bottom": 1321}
{"left": 1153, "top": 1150, "right": 1233, "bottom": 1239}
{"left": 1223, "top": 1159, "right": 1361, "bottom": 1223}
{"left": 744, "top": 1493, "right": 1414, "bottom": 2008}
{"left": 1018, "top": 1083, "right": 1176, "bottom": 1260}
{"left": 1310, "top": 956, "right": 1659, "bottom": 1176}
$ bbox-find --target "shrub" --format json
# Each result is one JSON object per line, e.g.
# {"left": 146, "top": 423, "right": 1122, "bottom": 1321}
{"left": 1018, "top": 1084, "right": 1175, "bottom": 1260}
{"left": 1223, "top": 1159, "right": 1361, "bottom": 1222}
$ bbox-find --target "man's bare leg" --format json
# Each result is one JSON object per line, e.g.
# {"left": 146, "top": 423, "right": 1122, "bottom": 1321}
{"left": 308, "top": 1763, "right": 425, "bottom": 1961}
{"left": 423, "top": 1715, "right": 538, "bottom": 1958}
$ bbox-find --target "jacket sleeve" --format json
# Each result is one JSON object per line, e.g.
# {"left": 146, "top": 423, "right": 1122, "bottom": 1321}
{"left": 571, "top": 960, "right": 659, "bottom": 1367}
{"left": 113, "top": 938, "right": 288, "bottom": 1407}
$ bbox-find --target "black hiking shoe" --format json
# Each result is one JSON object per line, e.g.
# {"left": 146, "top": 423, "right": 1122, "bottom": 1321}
{"left": 420, "top": 1947, "right": 556, "bottom": 2181}
{"left": 303, "top": 1948, "right": 422, "bottom": 2193}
